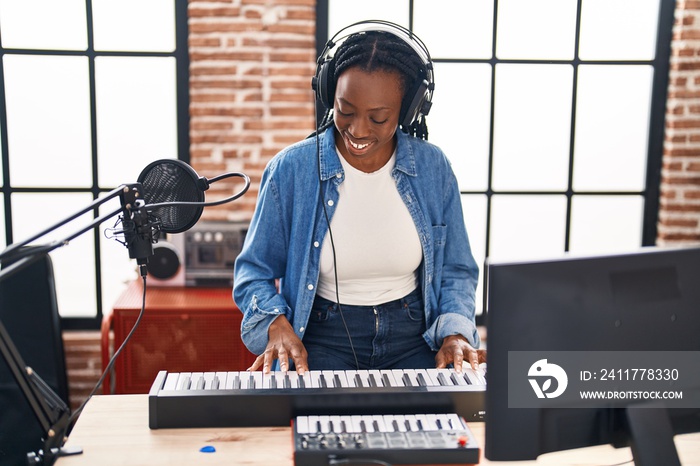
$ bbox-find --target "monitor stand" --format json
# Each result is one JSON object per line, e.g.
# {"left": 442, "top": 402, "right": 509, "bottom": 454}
{"left": 626, "top": 402, "right": 681, "bottom": 466}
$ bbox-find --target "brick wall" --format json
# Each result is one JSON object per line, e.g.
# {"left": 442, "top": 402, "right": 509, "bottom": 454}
{"left": 659, "top": 0, "right": 700, "bottom": 245}
{"left": 188, "top": 0, "right": 317, "bottom": 221}
{"left": 64, "top": 0, "right": 700, "bottom": 410}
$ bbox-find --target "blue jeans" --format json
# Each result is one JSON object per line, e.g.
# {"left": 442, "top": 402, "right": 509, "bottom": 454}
{"left": 301, "top": 288, "right": 437, "bottom": 370}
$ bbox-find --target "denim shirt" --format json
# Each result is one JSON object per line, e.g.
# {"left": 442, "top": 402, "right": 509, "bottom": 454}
{"left": 233, "top": 127, "right": 480, "bottom": 356}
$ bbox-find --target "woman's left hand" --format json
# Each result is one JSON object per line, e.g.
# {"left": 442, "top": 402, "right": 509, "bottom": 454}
{"left": 435, "top": 334, "right": 487, "bottom": 372}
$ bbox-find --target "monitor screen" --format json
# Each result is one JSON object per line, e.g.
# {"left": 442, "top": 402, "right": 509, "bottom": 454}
{"left": 484, "top": 246, "right": 700, "bottom": 462}
{"left": 0, "top": 252, "right": 69, "bottom": 465}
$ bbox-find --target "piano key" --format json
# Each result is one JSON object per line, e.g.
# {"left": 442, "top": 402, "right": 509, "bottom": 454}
{"left": 202, "top": 372, "right": 216, "bottom": 390}
{"left": 474, "top": 364, "right": 487, "bottom": 384}
{"left": 296, "top": 416, "right": 310, "bottom": 434}
{"left": 435, "top": 413, "right": 451, "bottom": 430}
{"left": 318, "top": 415, "right": 331, "bottom": 433}
{"left": 339, "top": 417, "right": 350, "bottom": 433}
{"left": 368, "top": 369, "right": 383, "bottom": 387}
{"left": 416, "top": 414, "right": 437, "bottom": 432}
{"left": 437, "top": 368, "right": 459, "bottom": 385}
{"left": 351, "top": 370, "right": 372, "bottom": 388}
{"left": 380, "top": 370, "right": 399, "bottom": 387}
{"left": 447, "top": 413, "right": 465, "bottom": 430}
{"left": 163, "top": 372, "right": 179, "bottom": 391}
{"left": 462, "top": 369, "right": 482, "bottom": 386}
{"left": 371, "top": 414, "right": 387, "bottom": 433}
{"left": 224, "top": 372, "right": 236, "bottom": 390}
{"left": 307, "top": 415, "right": 320, "bottom": 434}
{"left": 262, "top": 372, "right": 278, "bottom": 389}
{"left": 349, "top": 415, "right": 363, "bottom": 433}
{"left": 333, "top": 370, "right": 349, "bottom": 387}
{"left": 414, "top": 369, "right": 430, "bottom": 386}
{"left": 359, "top": 416, "right": 372, "bottom": 433}
{"left": 388, "top": 415, "right": 407, "bottom": 432}
{"left": 308, "top": 370, "right": 323, "bottom": 388}
{"left": 397, "top": 369, "right": 418, "bottom": 387}
{"left": 405, "top": 415, "right": 421, "bottom": 432}
{"left": 329, "top": 415, "right": 343, "bottom": 433}
{"left": 450, "top": 371, "right": 467, "bottom": 386}
{"left": 177, "top": 372, "right": 192, "bottom": 390}
{"left": 426, "top": 414, "right": 441, "bottom": 431}
{"left": 322, "top": 370, "right": 337, "bottom": 388}
{"left": 193, "top": 374, "right": 205, "bottom": 390}
{"left": 215, "top": 372, "right": 228, "bottom": 389}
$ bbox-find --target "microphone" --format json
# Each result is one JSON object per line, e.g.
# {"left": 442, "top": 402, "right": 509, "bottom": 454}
{"left": 116, "top": 159, "right": 250, "bottom": 274}
{"left": 118, "top": 183, "right": 158, "bottom": 276}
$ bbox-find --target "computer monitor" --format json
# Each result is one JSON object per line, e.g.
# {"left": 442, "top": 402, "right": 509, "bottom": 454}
{"left": 484, "top": 246, "right": 700, "bottom": 463}
{"left": 0, "top": 252, "right": 70, "bottom": 465}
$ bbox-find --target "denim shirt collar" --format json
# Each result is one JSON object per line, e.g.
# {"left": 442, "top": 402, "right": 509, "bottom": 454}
{"left": 318, "top": 127, "right": 418, "bottom": 181}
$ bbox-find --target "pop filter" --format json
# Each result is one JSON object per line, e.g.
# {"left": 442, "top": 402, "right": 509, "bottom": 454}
{"left": 137, "top": 159, "right": 207, "bottom": 234}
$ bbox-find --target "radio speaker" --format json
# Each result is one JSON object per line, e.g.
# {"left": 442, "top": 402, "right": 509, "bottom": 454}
{"left": 146, "top": 233, "right": 185, "bottom": 287}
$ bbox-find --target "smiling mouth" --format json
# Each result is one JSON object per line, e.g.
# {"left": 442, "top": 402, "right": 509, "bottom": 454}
{"left": 349, "top": 140, "right": 370, "bottom": 150}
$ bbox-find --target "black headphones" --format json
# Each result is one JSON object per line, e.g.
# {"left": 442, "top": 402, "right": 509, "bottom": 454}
{"left": 311, "top": 20, "right": 435, "bottom": 129}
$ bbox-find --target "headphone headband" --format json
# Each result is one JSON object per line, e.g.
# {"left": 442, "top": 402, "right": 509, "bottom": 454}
{"left": 312, "top": 20, "right": 435, "bottom": 129}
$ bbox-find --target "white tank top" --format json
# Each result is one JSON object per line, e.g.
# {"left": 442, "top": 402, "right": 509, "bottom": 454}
{"left": 316, "top": 149, "right": 422, "bottom": 305}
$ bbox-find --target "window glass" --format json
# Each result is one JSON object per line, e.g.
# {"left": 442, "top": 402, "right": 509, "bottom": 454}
{"left": 579, "top": 0, "right": 660, "bottom": 61}
{"left": 96, "top": 57, "right": 178, "bottom": 186}
{"left": 462, "top": 194, "right": 488, "bottom": 315}
{"left": 489, "top": 195, "right": 567, "bottom": 261}
{"left": 569, "top": 195, "right": 644, "bottom": 254}
{"left": 12, "top": 193, "right": 97, "bottom": 317}
{"left": 327, "top": 0, "right": 408, "bottom": 35}
{"left": 573, "top": 65, "right": 653, "bottom": 191}
{"left": 4, "top": 55, "right": 92, "bottom": 187}
{"left": 431, "top": 63, "right": 492, "bottom": 191}
{"left": 496, "top": 0, "right": 577, "bottom": 60}
{"left": 492, "top": 64, "right": 573, "bottom": 191}
{"left": 414, "top": 0, "right": 495, "bottom": 59}
{"left": 0, "top": 0, "right": 87, "bottom": 50}
{"left": 92, "top": 0, "right": 176, "bottom": 52}
{"left": 99, "top": 196, "right": 139, "bottom": 314}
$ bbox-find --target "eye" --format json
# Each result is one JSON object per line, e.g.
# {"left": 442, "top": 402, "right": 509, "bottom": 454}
{"left": 372, "top": 118, "right": 389, "bottom": 125}
{"left": 336, "top": 108, "right": 352, "bottom": 117}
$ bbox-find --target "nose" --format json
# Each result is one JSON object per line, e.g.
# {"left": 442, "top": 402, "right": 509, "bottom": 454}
{"left": 348, "top": 116, "right": 370, "bottom": 138}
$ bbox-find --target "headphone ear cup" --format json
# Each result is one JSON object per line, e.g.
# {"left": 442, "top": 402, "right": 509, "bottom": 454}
{"left": 314, "top": 58, "right": 335, "bottom": 110}
{"left": 400, "top": 78, "right": 430, "bottom": 128}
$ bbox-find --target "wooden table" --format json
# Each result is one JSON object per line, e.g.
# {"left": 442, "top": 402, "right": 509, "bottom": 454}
{"left": 56, "top": 394, "right": 700, "bottom": 465}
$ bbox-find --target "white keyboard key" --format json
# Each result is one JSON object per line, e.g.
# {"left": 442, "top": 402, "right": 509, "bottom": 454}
{"left": 296, "top": 416, "right": 310, "bottom": 434}
{"left": 177, "top": 372, "right": 192, "bottom": 390}
{"left": 380, "top": 370, "right": 399, "bottom": 387}
{"left": 202, "top": 372, "right": 216, "bottom": 389}
{"left": 333, "top": 370, "right": 349, "bottom": 387}
{"left": 309, "top": 370, "right": 323, "bottom": 388}
{"left": 163, "top": 373, "right": 179, "bottom": 391}
{"left": 368, "top": 369, "right": 383, "bottom": 387}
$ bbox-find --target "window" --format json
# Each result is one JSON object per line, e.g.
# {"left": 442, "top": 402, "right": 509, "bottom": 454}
{"left": 0, "top": 0, "right": 189, "bottom": 328}
{"left": 317, "top": 0, "right": 674, "bottom": 318}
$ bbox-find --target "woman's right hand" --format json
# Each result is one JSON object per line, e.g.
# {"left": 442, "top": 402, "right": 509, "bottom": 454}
{"left": 247, "top": 315, "right": 309, "bottom": 374}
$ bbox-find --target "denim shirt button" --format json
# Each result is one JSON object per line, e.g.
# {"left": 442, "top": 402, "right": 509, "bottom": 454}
{"left": 274, "top": 308, "right": 280, "bottom": 313}
{"left": 313, "top": 241, "right": 320, "bottom": 247}
{"left": 307, "top": 284, "right": 314, "bottom": 290}
{"left": 327, "top": 200, "right": 334, "bottom": 207}
{"left": 299, "top": 327, "right": 305, "bottom": 332}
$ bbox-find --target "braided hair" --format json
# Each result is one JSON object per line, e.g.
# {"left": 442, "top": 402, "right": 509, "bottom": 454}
{"left": 318, "top": 30, "right": 430, "bottom": 140}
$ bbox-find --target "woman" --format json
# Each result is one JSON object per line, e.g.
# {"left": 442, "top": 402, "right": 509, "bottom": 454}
{"left": 233, "top": 22, "right": 484, "bottom": 374}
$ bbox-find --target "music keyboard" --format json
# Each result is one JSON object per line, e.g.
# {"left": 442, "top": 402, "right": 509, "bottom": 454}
{"left": 293, "top": 413, "right": 480, "bottom": 465}
{"left": 148, "top": 368, "right": 486, "bottom": 429}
